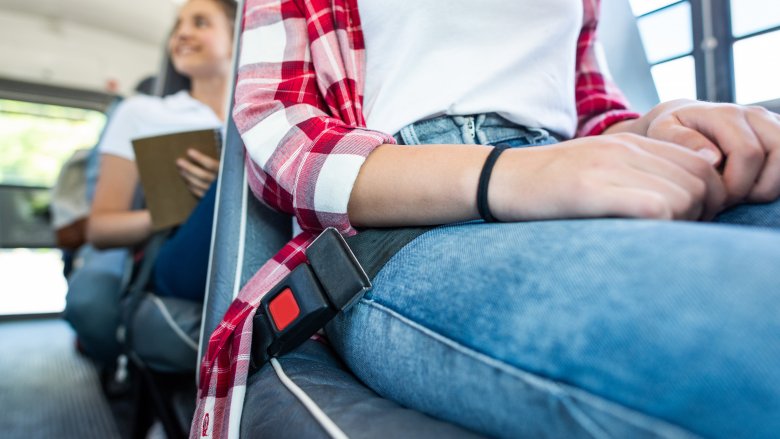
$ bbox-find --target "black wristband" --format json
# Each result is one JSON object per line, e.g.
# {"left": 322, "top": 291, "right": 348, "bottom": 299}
{"left": 477, "top": 144, "right": 509, "bottom": 222}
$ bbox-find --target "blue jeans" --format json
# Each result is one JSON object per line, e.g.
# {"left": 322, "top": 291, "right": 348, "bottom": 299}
{"left": 64, "top": 246, "right": 129, "bottom": 363}
{"left": 326, "top": 113, "right": 780, "bottom": 438}
{"left": 153, "top": 182, "right": 217, "bottom": 301}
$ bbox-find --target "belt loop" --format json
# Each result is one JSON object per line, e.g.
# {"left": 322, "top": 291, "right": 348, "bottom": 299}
{"left": 474, "top": 114, "right": 488, "bottom": 145}
{"left": 528, "top": 128, "right": 552, "bottom": 144}
{"left": 399, "top": 124, "right": 421, "bottom": 146}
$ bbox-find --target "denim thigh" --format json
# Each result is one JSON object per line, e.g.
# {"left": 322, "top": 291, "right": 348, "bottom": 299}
{"left": 328, "top": 115, "right": 780, "bottom": 438}
{"left": 64, "top": 249, "right": 128, "bottom": 363}
{"left": 327, "top": 217, "right": 780, "bottom": 438}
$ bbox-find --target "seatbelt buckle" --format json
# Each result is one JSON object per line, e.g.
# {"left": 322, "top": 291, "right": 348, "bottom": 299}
{"left": 250, "top": 228, "right": 371, "bottom": 371}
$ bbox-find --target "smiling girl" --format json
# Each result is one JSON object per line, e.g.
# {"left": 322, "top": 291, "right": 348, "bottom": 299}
{"left": 65, "top": 0, "right": 236, "bottom": 363}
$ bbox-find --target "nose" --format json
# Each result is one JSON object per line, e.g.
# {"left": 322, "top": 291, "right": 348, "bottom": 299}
{"left": 172, "top": 22, "right": 193, "bottom": 41}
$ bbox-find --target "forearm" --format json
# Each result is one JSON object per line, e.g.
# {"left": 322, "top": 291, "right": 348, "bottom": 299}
{"left": 348, "top": 144, "right": 493, "bottom": 227}
{"left": 87, "top": 209, "right": 153, "bottom": 249}
{"left": 347, "top": 141, "right": 599, "bottom": 227}
{"left": 347, "top": 133, "right": 727, "bottom": 227}
{"left": 88, "top": 154, "right": 152, "bottom": 248}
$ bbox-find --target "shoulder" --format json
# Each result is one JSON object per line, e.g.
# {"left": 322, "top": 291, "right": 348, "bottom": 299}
{"left": 109, "top": 94, "right": 166, "bottom": 125}
{"left": 160, "top": 90, "right": 215, "bottom": 115}
{"left": 112, "top": 91, "right": 202, "bottom": 124}
{"left": 117, "top": 94, "right": 166, "bottom": 113}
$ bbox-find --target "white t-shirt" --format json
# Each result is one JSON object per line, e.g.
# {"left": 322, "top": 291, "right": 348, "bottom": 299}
{"left": 99, "top": 90, "right": 222, "bottom": 161}
{"left": 359, "top": 0, "right": 583, "bottom": 138}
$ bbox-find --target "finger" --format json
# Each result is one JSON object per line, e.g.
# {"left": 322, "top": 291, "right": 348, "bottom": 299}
{"left": 186, "top": 181, "right": 206, "bottom": 199}
{"left": 185, "top": 170, "right": 212, "bottom": 192}
{"left": 591, "top": 187, "right": 673, "bottom": 220}
{"left": 623, "top": 157, "right": 704, "bottom": 219}
{"left": 648, "top": 118, "right": 722, "bottom": 166}
{"left": 631, "top": 139, "right": 727, "bottom": 218}
{"left": 622, "top": 168, "right": 703, "bottom": 220}
{"left": 746, "top": 108, "right": 780, "bottom": 202}
{"left": 678, "top": 106, "right": 766, "bottom": 204}
{"left": 587, "top": 150, "right": 702, "bottom": 220}
{"left": 177, "top": 157, "right": 217, "bottom": 183}
{"left": 187, "top": 149, "right": 221, "bottom": 172}
{"left": 750, "top": 149, "right": 780, "bottom": 203}
{"left": 177, "top": 163, "right": 211, "bottom": 193}
{"left": 192, "top": 178, "right": 211, "bottom": 193}
{"left": 192, "top": 184, "right": 206, "bottom": 198}
{"left": 719, "top": 119, "right": 766, "bottom": 205}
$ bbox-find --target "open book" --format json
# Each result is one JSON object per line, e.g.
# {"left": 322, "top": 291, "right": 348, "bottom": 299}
{"left": 132, "top": 128, "right": 221, "bottom": 231}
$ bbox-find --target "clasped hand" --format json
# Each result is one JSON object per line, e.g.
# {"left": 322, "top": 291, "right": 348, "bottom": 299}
{"left": 640, "top": 99, "right": 780, "bottom": 207}
{"left": 176, "top": 148, "right": 220, "bottom": 198}
{"left": 490, "top": 100, "right": 780, "bottom": 223}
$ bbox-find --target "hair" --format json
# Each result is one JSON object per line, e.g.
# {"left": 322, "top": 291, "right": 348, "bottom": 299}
{"left": 134, "top": 75, "right": 157, "bottom": 95}
{"left": 213, "top": 0, "right": 238, "bottom": 28}
{"left": 169, "top": 0, "right": 238, "bottom": 40}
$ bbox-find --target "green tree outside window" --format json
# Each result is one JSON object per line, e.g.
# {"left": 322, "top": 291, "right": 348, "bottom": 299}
{"left": 0, "top": 99, "right": 106, "bottom": 187}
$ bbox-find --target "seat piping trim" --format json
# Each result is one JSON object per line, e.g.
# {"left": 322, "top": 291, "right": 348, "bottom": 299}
{"left": 270, "top": 357, "right": 349, "bottom": 439}
{"left": 149, "top": 295, "right": 199, "bottom": 351}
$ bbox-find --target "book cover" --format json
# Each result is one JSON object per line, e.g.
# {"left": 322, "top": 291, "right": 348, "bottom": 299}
{"left": 132, "top": 128, "right": 221, "bottom": 231}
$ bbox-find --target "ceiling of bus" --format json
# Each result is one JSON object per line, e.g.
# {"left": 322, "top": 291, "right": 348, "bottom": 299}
{"left": 0, "top": 0, "right": 177, "bottom": 44}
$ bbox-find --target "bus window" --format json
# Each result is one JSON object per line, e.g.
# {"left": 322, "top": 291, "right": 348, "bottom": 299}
{"left": 0, "top": 99, "right": 107, "bottom": 316}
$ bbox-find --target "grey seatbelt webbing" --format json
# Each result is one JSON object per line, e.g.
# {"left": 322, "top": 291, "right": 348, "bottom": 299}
{"left": 345, "top": 227, "right": 431, "bottom": 280}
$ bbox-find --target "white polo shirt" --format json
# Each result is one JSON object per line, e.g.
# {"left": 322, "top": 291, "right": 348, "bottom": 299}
{"left": 359, "top": 0, "right": 583, "bottom": 138}
{"left": 99, "top": 90, "right": 222, "bottom": 161}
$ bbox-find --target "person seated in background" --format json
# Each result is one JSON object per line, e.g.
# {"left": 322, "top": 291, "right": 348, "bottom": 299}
{"left": 64, "top": 0, "right": 236, "bottom": 364}
{"left": 51, "top": 145, "right": 94, "bottom": 278}
{"left": 56, "top": 76, "right": 154, "bottom": 278}
{"left": 194, "top": 0, "right": 780, "bottom": 438}
{"left": 54, "top": 77, "right": 156, "bottom": 280}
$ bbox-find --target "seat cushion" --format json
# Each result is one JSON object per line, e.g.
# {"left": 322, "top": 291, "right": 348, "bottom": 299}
{"left": 129, "top": 293, "right": 201, "bottom": 373}
{"left": 240, "top": 339, "right": 482, "bottom": 438}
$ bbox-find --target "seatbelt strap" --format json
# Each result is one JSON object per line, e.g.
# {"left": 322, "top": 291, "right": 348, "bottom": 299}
{"left": 249, "top": 227, "right": 430, "bottom": 371}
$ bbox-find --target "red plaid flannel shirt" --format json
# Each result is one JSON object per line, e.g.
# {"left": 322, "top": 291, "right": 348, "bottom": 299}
{"left": 192, "top": 0, "right": 639, "bottom": 437}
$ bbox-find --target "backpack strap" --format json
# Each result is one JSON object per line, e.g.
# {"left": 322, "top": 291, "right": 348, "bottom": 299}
{"left": 250, "top": 226, "right": 430, "bottom": 371}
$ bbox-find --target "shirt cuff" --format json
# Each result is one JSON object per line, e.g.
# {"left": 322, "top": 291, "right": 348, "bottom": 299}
{"left": 293, "top": 127, "right": 395, "bottom": 235}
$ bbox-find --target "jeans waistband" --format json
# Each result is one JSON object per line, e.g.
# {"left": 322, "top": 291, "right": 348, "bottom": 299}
{"left": 393, "top": 113, "right": 557, "bottom": 146}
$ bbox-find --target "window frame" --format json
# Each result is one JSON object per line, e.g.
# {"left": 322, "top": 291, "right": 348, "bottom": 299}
{"left": 636, "top": 0, "right": 780, "bottom": 112}
{"left": 636, "top": 1, "right": 699, "bottom": 102}
{"left": 0, "top": 77, "right": 116, "bottom": 113}
{"left": 636, "top": 1, "right": 695, "bottom": 66}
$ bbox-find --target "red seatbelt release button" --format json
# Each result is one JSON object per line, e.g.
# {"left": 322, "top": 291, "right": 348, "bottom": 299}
{"left": 268, "top": 288, "right": 300, "bottom": 331}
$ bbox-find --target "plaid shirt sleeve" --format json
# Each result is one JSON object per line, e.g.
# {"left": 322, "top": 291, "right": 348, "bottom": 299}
{"left": 575, "top": 0, "right": 641, "bottom": 137}
{"left": 192, "top": 2, "right": 394, "bottom": 438}
{"left": 234, "top": 0, "right": 395, "bottom": 236}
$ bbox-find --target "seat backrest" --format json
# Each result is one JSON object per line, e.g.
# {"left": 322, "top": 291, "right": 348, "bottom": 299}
{"left": 197, "top": 0, "right": 292, "bottom": 366}
{"left": 599, "top": 0, "right": 659, "bottom": 113}
{"left": 197, "top": 111, "right": 291, "bottom": 361}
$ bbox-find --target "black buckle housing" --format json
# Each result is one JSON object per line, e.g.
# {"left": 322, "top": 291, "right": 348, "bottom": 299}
{"left": 250, "top": 228, "right": 371, "bottom": 371}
